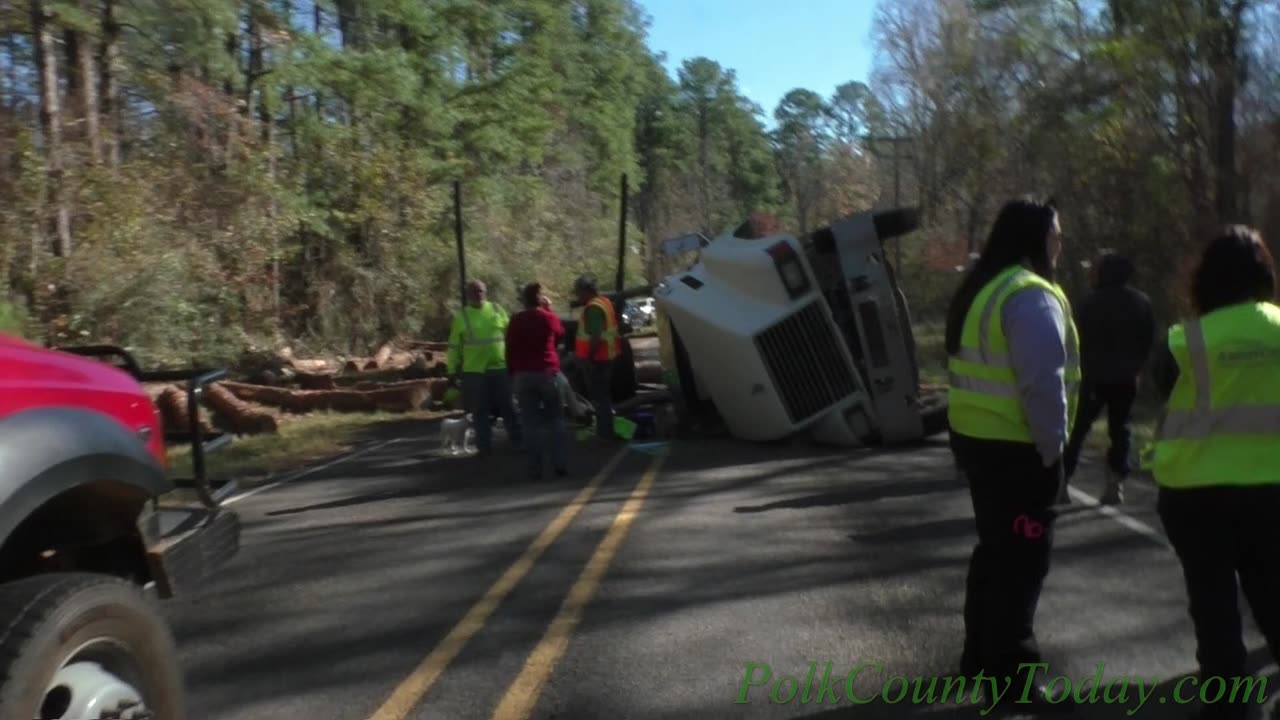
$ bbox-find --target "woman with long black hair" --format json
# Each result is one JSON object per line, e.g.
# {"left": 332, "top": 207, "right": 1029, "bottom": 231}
{"left": 945, "top": 196, "right": 1080, "bottom": 709}
{"left": 1147, "top": 226, "right": 1280, "bottom": 720}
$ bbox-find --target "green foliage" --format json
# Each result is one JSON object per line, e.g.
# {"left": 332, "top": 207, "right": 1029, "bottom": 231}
{"left": 0, "top": 299, "right": 26, "bottom": 337}
{"left": 5, "top": 0, "right": 792, "bottom": 362}
{"left": 15, "top": 0, "right": 1267, "bottom": 366}
{"left": 869, "top": 0, "right": 1279, "bottom": 324}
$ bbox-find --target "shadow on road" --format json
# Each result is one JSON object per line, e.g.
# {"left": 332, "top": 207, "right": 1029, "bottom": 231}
{"left": 261, "top": 431, "right": 630, "bottom": 518}
{"left": 848, "top": 515, "right": 975, "bottom": 545}
{"left": 734, "top": 477, "right": 958, "bottom": 514}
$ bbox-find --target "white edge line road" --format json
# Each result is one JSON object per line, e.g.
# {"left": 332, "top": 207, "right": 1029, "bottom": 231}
{"left": 1065, "top": 483, "right": 1172, "bottom": 550}
{"left": 223, "top": 437, "right": 404, "bottom": 507}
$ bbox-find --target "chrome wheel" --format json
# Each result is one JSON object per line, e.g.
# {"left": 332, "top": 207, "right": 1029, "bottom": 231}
{"left": 40, "top": 644, "right": 150, "bottom": 719}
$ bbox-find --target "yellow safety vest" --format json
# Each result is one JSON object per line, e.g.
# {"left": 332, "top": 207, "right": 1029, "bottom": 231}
{"left": 446, "top": 301, "right": 509, "bottom": 374}
{"left": 947, "top": 265, "right": 1081, "bottom": 443}
{"left": 1145, "top": 301, "right": 1280, "bottom": 488}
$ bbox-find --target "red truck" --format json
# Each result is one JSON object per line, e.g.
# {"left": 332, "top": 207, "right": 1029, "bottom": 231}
{"left": 0, "top": 332, "right": 240, "bottom": 719}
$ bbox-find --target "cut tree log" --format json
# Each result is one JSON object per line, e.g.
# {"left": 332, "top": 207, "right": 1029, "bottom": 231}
{"left": 204, "top": 384, "right": 279, "bottom": 434}
{"left": 372, "top": 343, "right": 394, "bottom": 368}
{"left": 365, "top": 382, "right": 434, "bottom": 412}
{"left": 290, "top": 358, "right": 337, "bottom": 374}
{"left": 296, "top": 371, "right": 338, "bottom": 390}
{"left": 332, "top": 363, "right": 433, "bottom": 386}
{"left": 350, "top": 378, "right": 449, "bottom": 394}
{"left": 384, "top": 351, "right": 419, "bottom": 370}
{"left": 154, "top": 385, "right": 215, "bottom": 435}
{"left": 217, "top": 380, "right": 436, "bottom": 414}
{"left": 407, "top": 341, "right": 450, "bottom": 353}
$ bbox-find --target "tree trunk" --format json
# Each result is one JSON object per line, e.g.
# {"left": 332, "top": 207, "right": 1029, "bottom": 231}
{"left": 1207, "top": 0, "right": 1248, "bottom": 225}
{"left": 313, "top": 1, "right": 323, "bottom": 115}
{"left": 99, "top": 0, "right": 121, "bottom": 167}
{"left": 223, "top": 1, "right": 242, "bottom": 171}
{"left": 65, "top": 3, "right": 102, "bottom": 165}
{"left": 244, "top": 0, "right": 261, "bottom": 119}
{"left": 32, "top": 0, "right": 72, "bottom": 257}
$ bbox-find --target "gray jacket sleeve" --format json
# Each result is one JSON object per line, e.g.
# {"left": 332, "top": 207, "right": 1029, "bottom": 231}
{"left": 1001, "top": 288, "right": 1069, "bottom": 467}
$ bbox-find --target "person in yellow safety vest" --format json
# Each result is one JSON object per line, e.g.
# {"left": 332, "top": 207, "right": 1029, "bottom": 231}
{"left": 944, "top": 197, "right": 1079, "bottom": 711}
{"left": 572, "top": 274, "right": 622, "bottom": 441}
{"left": 446, "top": 279, "right": 523, "bottom": 456}
{"left": 1143, "top": 226, "right": 1280, "bottom": 720}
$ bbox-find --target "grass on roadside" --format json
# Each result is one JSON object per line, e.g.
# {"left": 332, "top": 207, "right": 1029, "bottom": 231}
{"left": 164, "top": 410, "right": 453, "bottom": 486}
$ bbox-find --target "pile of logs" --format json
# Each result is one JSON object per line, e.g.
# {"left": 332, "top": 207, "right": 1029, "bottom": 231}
{"left": 149, "top": 340, "right": 458, "bottom": 436}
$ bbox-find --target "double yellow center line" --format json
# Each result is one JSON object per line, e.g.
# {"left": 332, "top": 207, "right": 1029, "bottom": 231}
{"left": 367, "top": 444, "right": 667, "bottom": 720}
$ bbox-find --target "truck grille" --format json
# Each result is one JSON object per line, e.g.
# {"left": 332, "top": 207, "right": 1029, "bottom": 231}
{"left": 753, "top": 301, "right": 858, "bottom": 424}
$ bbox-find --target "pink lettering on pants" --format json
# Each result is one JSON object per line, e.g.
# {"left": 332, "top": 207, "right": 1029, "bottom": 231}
{"left": 1013, "top": 513, "right": 1044, "bottom": 540}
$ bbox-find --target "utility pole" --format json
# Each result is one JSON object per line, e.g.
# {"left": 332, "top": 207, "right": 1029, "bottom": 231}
{"left": 861, "top": 134, "right": 914, "bottom": 285}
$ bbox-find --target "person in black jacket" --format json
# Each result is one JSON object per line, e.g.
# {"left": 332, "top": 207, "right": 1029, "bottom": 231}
{"left": 1059, "top": 252, "right": 1156, "bottom": 505}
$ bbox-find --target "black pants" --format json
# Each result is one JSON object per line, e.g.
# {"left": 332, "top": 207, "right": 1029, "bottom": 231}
{"left": 1158, "top": 485, "right": 1280, "bottom": 718}
{"left": 1063, "top": 379, "right": 1137, "bottom": 481}
{"left": 588, "top": 359, "right": 614, "bottom": 439}
{"left": 953, "top": 433, "right": 1061, "bottom": 679}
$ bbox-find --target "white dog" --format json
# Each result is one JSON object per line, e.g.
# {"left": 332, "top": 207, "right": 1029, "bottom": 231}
{"left": 440, "top": 415, "right": 476, "bottom": 455}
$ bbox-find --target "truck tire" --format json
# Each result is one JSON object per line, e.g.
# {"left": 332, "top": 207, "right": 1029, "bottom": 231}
{"left": 0, "top": 573, "right": 186, "bottom": 720}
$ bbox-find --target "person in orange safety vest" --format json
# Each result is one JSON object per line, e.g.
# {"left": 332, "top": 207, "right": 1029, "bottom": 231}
{"left": 573, "top": 274, "right": 621, "bottom": 441}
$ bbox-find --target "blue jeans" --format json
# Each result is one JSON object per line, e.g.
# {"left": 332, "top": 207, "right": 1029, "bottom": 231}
{"left": 462, "top": 369, "right": 522, "bottom": 452}
{"left": 512, "top": 371, "right": 567, "bottom": 478}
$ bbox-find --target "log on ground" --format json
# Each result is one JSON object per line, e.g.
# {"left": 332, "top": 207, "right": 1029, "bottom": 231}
{"left": 332, "top": 363, "right": 432, "bottom": 386}
{"left": 155, "top": 385, "right": 215, "bottom": 435}
{"left": 205, "top": 384, "right": 280, "bottom": 434}
{"left": 406, "top": 341, "right": 450, "bottom": 353}
{"left": 218, "top": 381, "right": 431, "bottom": 414}
{"left": 365, "top": 382, "right": 435, "bottom": 412}
{"left": 371, "top": 343, "right": 394, "bottom": 368}
{"left": 296, "top": 371, "right": 338, "bottom": 390}
{"left": 290, "top": 358, "right": 338, "bottom": 374}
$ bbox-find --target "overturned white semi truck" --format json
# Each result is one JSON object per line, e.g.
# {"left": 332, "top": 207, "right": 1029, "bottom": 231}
{"left": 651, "top": 207, "right": 948, "bottom": 447}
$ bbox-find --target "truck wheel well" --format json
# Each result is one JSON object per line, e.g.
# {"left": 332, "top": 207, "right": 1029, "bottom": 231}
{"left": 0, "top": 481, "right": 152, "bottom": 586}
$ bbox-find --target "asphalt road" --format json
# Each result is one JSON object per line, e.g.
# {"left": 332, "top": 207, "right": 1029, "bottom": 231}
{"left": 164, "top": 421, "right": 1278, "bottom": 720}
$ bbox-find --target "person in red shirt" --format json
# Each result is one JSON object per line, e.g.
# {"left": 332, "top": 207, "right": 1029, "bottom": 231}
{"left": 506, "top": 282, "right": 569, "bottom": 480}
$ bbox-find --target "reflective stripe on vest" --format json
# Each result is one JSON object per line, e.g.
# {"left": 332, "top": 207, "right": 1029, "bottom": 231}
{"left": 947, "top": 265, "right": 1081, "bottom": 443}
{"left": 1147, "top": 302, "right": 1280, "bottom": 488}
{"left": 1158, "top": 318, "right": 1280, "bottom": 438}
{"left": 450, "top": 302, "right": 508, "bottom": 374}
{"left": 575, "top": 295, "right": 620, "bottom": 361}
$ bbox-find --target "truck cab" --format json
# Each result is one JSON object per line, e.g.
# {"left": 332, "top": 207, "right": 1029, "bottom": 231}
{"left": 651, "top": 207, "right": 947, "bottom": 446}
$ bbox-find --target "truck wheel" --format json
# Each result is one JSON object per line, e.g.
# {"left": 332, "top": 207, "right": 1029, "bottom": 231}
{"left": 0, "top": 573, "right": 185, "bottom": 720}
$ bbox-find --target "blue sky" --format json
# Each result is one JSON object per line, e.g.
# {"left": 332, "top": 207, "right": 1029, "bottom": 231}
{"left": 635, "top": 0, "right": 877, "bottom": 125}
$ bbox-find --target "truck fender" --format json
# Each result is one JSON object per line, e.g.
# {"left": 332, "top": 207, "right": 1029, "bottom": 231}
{"left": 0, "top": 407, "right": 168, "bottom": 548}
